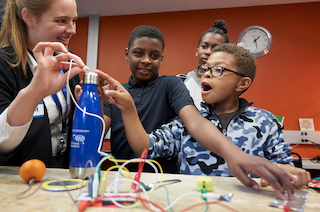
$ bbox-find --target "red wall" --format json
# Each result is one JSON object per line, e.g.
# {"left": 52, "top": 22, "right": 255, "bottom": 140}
{"left": 69, "top": 2, "right": 320, "bottom": 158}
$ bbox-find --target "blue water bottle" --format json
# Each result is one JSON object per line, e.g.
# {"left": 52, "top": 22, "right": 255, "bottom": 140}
{"left": 69, "top": 72, "right": 102, "bottom": 179}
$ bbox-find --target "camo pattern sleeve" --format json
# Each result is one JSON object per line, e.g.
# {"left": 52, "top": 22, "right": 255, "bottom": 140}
{"left": 233, "top": 107, "right": 294, "bottom": 165}
{"left": 148, "top": 116, "right": 189, "bottom": 161}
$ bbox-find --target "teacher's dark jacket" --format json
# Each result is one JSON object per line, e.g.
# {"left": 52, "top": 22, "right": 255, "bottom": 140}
{"left": 0, "top": 45, "right": 80, "bottom": 168}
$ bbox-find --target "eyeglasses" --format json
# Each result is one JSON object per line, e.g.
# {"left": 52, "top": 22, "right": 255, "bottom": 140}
{"left": 197, "top": 65, "right": 246, "bottom": 77}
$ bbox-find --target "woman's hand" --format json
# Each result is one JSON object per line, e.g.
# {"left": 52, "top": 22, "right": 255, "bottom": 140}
{"left": 7, "top": 42, "right": 88, "bottom": 128}
{"left": 29, "top": 42, "right": 88, "bottom": 100}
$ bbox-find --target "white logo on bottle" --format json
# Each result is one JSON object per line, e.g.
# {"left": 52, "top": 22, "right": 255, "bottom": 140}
{"left": 73, "top": 134, "right": 86, "bottom": 144}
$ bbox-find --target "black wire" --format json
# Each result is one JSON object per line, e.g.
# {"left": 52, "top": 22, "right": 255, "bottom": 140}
{"left": 308, "top": 185, "right": 320, "bottom": 192}
{"left": 306, "top": 140, "right": 320, "bottom": 151}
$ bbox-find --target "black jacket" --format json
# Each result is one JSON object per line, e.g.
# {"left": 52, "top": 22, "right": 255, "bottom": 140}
{"left": 0, "top": 45, "right": 80, "bottom": 168}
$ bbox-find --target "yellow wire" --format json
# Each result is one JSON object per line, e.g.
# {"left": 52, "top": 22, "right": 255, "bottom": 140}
{"left": 103, "top": 157, "right": 164, "bottom": 207}
{"left": 99, "top": 165, "right": 131, "bottom": 196}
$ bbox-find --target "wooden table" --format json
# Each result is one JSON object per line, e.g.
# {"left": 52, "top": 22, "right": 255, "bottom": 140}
{"left": 0, "top": 166, "right": 319, "bottom": 212}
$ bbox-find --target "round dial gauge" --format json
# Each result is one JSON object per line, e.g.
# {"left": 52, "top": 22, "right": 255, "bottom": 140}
{"left": 237, "top": 26, "right": 273, "bottom": 58}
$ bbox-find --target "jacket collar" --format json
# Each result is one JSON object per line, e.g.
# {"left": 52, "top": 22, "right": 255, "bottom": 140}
{"left": 201, "top": 98, "right": 254, "bottom": 116}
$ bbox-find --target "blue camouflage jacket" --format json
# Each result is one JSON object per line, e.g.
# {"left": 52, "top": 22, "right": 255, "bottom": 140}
{"left": 148, "top": 98, "right": 293, "bottom": 176}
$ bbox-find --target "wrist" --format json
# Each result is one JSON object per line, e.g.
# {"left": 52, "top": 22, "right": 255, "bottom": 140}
{"left": 7, "top": 87, "right": 43, "bottom": 127}
{"left": 120, "top": 100, "right": 136, "bottom": 114}
{"left": 24, "top": 82, "right": 46, "bottom": 103}
{"left": 219, "top": 142, "right": 245, "bottom": 160}
{"left": 19, "top": 87, "right": 43, "bottom": 106}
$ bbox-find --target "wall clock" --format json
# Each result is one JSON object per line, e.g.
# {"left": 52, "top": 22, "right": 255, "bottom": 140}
{"left": 237, "top": 25, "right": 273, "bottom": 58}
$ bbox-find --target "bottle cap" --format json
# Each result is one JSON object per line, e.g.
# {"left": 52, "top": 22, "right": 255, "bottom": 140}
{"left": 83, "top": 72, "right": 99, "bottom": 85}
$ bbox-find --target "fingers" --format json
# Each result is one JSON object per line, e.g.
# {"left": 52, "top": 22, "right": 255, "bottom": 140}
{"left": 260, "top": 178, "right": 269, "bottom": 187}
{"left": 234, "top": 158, "right": 294, "bottom": 200}
{"left": 257, "top": 164, "right": 295, "bottom": 200}
{"left": 56, "top": 53, "right": 87, "bottom": 69}
{"left": 74, "top": 85, "right": 83, "bottom": 101}
{"left": 286, "top": 172, "right": 298, "bottom": 182}
{"left": 261, "top": 172, "right": 297, "bottom": 188}
{"left": 229, "top": 165, "right": 262, "bottom": 191}
{"left": 33, "top": 42, "right": 88, "bottom": 72}
{"left": 95, "top": 70, "right": 122, "bottom": 89}
{"left": 290, "top": 168, "right": 311, "bottom": 188}
{"left": 33, "top": 42, "right": 68, "bottom": 61}
{"left": 103, "top": 90, "right": 116, "bottom": 104}
{"left": 261, "top": 166, "right": 311, "bottom": 191}
{"left": 275, "top": 163, "right": 311, "bottom": 188}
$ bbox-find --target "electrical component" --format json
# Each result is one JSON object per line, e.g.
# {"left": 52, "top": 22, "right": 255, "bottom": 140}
{"left": 92, "top": 173, "right": 99, "bottom": 198}
{"left": 197, "top": 176, "right": 213, "bottom": 192}
{"left": 202, "top": 193, "right": 233, "bottom": 202}
{"left": 88, "top": 175, "right": 93, "bottom": 197}
{"left": 200, "top": 188, "right": 207, "bottom": 201}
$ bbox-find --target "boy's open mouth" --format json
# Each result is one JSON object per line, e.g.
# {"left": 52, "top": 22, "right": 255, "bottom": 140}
{"left": 202, "top": 82, "right": 212, "bottom": 91}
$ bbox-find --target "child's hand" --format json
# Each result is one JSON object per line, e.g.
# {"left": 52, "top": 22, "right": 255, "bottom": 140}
{"left": 225, "top": 151, "right": 296, "bottom": 200}
{"left": 95, "top": 70, "right": 135, "bottom": 111}
{"left": 260, "top": 164, "right": 311, "bottom": 188}
{"left": 74, "top": 83, "right": 83, "bottom": 101}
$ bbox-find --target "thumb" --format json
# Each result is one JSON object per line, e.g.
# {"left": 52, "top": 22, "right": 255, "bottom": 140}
{"left": 103, "top": 90, "right": 116, "bottom": 104}
{"left": 260, "top": 178, "right": 269, "bottom": 187}
{"left": 287, "top": 172, "right": 298, "bottom": 181}
{"left": 247, "top": 178, "right": 260, "bottom": 190}
{"left": 233, "top": 170, "right": 261, "bottom": 191}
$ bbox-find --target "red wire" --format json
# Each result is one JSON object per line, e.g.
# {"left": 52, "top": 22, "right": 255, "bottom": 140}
{"left": 137, "top": 196, "right": 166, "bottom": 212}
{"left": 87, "top": 195, "right": 239, "bottom": 212}
{"left": 91, "top": 149, "right": 238, "bottom": 212}
{"left": 179, "top": 201, "right": 240, "bottom": 212}
{"left": 314, "top": 182, "right": 320, "bottom": 188}
{"left": 91, "top": 194, "right": 166, "bottom": 212}
{"left": 132, "top": 149, "right": 148, "bottom": 190}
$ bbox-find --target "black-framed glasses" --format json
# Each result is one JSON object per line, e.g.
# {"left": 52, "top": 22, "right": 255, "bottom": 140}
{"left": 197, "top": 65, "right": 246, "bottom": 77}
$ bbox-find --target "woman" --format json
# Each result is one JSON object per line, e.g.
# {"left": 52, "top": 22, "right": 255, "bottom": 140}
{"left": 0, "top": 0, "right": 87, "bottom": 168}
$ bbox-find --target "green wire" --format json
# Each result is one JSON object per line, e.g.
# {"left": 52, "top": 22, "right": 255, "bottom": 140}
{"left": 201, "top": 188, "right": 209, "bottom": 212}
{"left": 204, "top": 202, "right": 209, "bottom": 212}
{"left": 157, "top": 185, "right": 209, "bottom": 212}
{"left": 157, "top": 185, "right": 175, "bottom": 212}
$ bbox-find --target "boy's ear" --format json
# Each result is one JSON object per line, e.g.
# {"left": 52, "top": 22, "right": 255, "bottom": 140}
{"left": 160, "top": 54, "right": 164, "bottom": 65}
{"left": 22, "top": 8, "right": 36, "bottom": 27}
{"left": 236, "top": 77, "right": 252, "bottom": 92}
{"left": 125, "top": 48, "right": 129, "bottom": 61}
{"left": 195, "top": 48, "right": 199, "bottom": 58}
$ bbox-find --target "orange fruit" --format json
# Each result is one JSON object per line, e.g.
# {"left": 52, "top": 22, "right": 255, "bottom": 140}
{"left": 20, "top": 159, "right": 46, "bottom": 182}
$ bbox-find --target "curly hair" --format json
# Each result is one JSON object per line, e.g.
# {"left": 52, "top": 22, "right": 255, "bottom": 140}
{"left": 212, "top": 43, "right": 256, "bottom": 82}
{"left": 128, "top": 25, "right": 165, "bottom": 51}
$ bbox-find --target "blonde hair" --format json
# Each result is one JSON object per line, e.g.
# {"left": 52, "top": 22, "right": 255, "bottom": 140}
{"left": 0, "top": 0, "right": 54, "bottom": 75}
